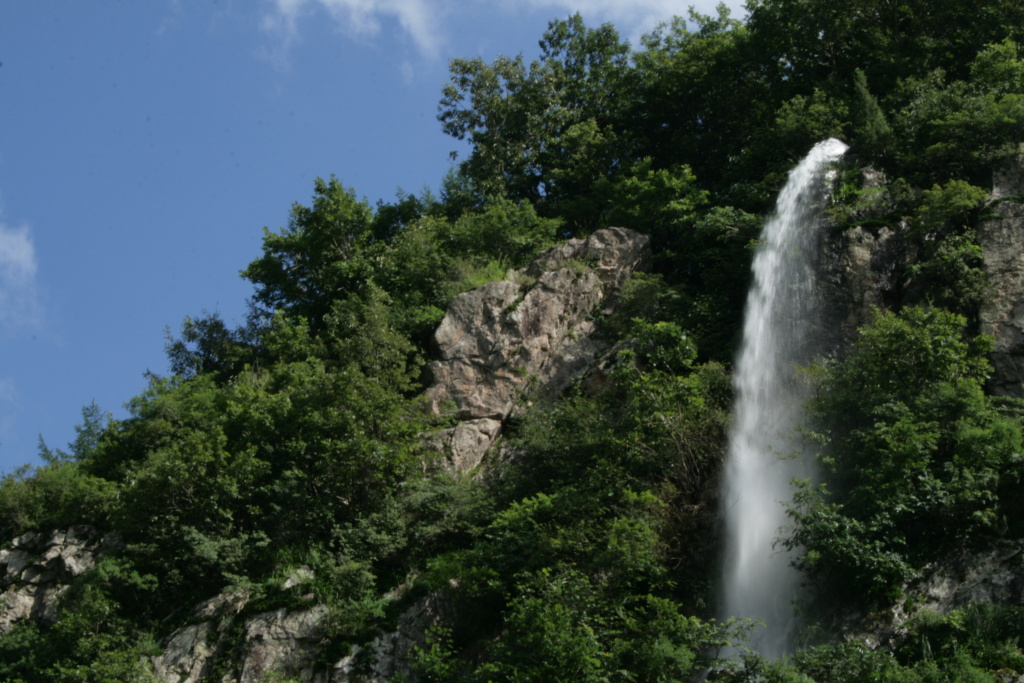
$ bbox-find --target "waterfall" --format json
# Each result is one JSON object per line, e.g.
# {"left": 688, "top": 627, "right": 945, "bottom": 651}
{"left": 720, "top": 138, "right": 848, "bottom": 658}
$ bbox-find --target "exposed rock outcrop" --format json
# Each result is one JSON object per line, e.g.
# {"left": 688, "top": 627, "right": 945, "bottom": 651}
{"left": 820, "top": 222, "right": 904, "bottom": 349}
{"left": 0, "top": 526, "right": 115, "bottom": 636}
{"left": 231, "top": 605, "right": 329, "bottom": 683}
{"left": 151, "top": 619, "right": 219, "bottom": 683}
{"left": 817, "top": 168, "right": 908, "bottom": 355}
{"left": 150, "top": 587, "right": 446, "bottom": 683}
{"left": 424, "top": 226, "right": 650, "bottom": 471}
{"left": 979, "top": 196, "right": 1024, "bottom": 397}
{"left": 150, "top": 581, "right": 329, "bottom": 683}
{"left": 846, "top": 540, "right": 1024, "bottom": 651}
{"left": 993, "top": 143, "right": 1024, "bottom": 200}
{"left": 333, "top": 594, "right": 448, "bottom": 682}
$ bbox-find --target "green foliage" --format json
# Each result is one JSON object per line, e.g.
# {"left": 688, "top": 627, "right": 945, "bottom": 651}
{"left": 745, "top": 0, "right": 1024, "bottom": 96}
{"left": 0, "top": 462, "right": 116, "bottom": 538}
{"left": 602, "top": 272, "right": 671, "bottom": 339}
{"left": 773, "top": 90, "right": 849, "bottom": 160}
{"left": 480, "top": 567, "right": 608, "bottom": 682}
{"left": 910, "top": 181, "right": 988, "bottom": 236}
{"left": 165, "top": 312, "right": 261, "bottom": 381}
{"left": 789, "top": 307, "right": 1023, "bottom": 604}
{"left": 429, "top": 564, "right": 739, "bottom": 682}
{"left": 631, "top": 7, "right": 770, "bottom": 196}
{"left": 890, "top": 42, "right": 1024, "bottom": 184}
{"left": 720, "top": 605, "right": 1024, "bottom": 681}
{"left": 601, "top": 159, "right": 708, "bottom": 247}
{"left": 79, "top": 301, "right": 427, "bottom": 605}
{"left": 242, "top": 176, "right": 375, "bottom": 326}
{"left": 1, "top": 401, "right": 118, "bottom": 539}
{"left": 678, "top": 206, "right": 763, "bottom": 360}
{"left": 851, "top": 68, "right": 894, "bottom": 161}
{"left": 443, "top": 198, "right": 561, "bottom": 267}
{"left": 905, "top": 232, "right": 987, "bottom": 318}
{"left": 0, "top": 569, "right": 160, "bottom": 683}
{"left": 439, "top": 15, "right": 631, "bottom": 230}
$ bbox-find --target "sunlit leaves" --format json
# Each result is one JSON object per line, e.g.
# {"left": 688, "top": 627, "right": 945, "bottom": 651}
{"left": 790, "top": 307, "right": 1022, "bottom": 604}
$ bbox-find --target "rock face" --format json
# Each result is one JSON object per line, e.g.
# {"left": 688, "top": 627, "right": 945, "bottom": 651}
{"left": 847, "top": 540, "right": 1024, "bottom": 651}
{"left": 149, "top": 588, "right": 445, "bottom": 683}
{"left": 332, "top": 594, "right": 448, "bottom": 682}
{"left": 424, "top": 226, "right": 651, "bottom": 470}
{"left": 0, "top": 526, "right": 114, "bottom": 636}
{"left": 820, "top": 222, "right": 904, "bottom": 351}
{"left": 819, "top": 153, "right": 1024, "bottom": 397}
{"left": 979, "top": 197, "right": 1024, "bottom": 397}
{"left": 993, "top": 143, "right": 1024, "bottom": 200}
{"left": 814, "top": 168, "right": 910, "bottom": 356}
{"left": 150, "top": 583, "right": 329, "bottom": 683}
{"left": 231, "top": 605, "right": 329, "bottom": 683}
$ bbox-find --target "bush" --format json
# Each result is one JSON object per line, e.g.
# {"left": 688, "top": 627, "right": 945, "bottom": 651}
{"left": 788, "top": 307, "right": 1023, "bottom": 604}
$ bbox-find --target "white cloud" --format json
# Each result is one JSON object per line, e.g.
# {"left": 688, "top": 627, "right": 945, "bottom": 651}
{"left": 262, "top": 0, "right": 746, "bottom": 64}
{"left": 0, "top": 222, "right": 42, "bottom": 334}
{"left": 263, "top": 0, "right": 445, "bottom": 65}
{"left": 512, "top": 0, "right": 746, "bottom": 41}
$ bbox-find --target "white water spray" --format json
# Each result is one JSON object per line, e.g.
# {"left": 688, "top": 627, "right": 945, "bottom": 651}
{"left": 720, "top": 138, "right": 848, "bottom": 658}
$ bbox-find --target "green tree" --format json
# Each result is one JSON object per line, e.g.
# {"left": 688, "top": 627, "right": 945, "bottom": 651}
{"left": 439, "top": 15, "right": 632, "bottom": 231}
{"left": 890, "top": 41, "right": 1024, "bottom": 184}
{"left": 242, "top": 177, "right": 375, "bottom": 327}
{"left": 745, "top": 0, "right": 1024, "bottom": 96}
{"left": 788, "top": 307, "right": 1023, "bottom": 603}
{"left": 630, "top": 7, "right": 771, "bottom": 197}
{"left": 850, "top": 68, "right": 893, "bottom": 160}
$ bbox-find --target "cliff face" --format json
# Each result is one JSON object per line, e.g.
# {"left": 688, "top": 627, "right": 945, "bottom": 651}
{"left": 423, "top": 226, "right": 650, "bottom": 471}
{"left": 0, "top": 527, "right": 115, "bottom": 636}
{"left": 821, "top": 153, "right": 1024, "bottom": 400}
{"left": 978, "top": 150, "right": 1024, "bottom": 397}
{"left": 7, "top": 164, "right": 1024, "bottom": 677}
{"left": 815, "top": 153, "right": 1024, "bottom": 650}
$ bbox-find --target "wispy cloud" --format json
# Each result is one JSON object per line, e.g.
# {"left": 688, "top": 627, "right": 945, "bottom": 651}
{"left": 515, "top": 0, "right": 746, "bottom": 40}
{"left": 0, "top": 222, "right": 42, "bottom": 334}
{"left": 158, "top": 0, "right": 185, "bottom": 35}
{"left": 262, "top": 0, "right": 745, "bottom": 65}
{"left": 262, "top": 0, "right": 445, "bottom": 68}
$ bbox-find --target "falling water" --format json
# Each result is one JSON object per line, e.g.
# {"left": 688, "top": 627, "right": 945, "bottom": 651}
{"left": 720, "top": 138, "right": 848, "bottom": 658}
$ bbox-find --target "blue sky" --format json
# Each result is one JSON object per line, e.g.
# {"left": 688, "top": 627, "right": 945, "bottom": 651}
{"left": 0, "top": 0, "right": 745, "bottom": 474}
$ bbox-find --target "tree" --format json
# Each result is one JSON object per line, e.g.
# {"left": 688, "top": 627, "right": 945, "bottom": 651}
{"left": 242, "top": 177, "right": 375, "bottom": 327}
{"left": 439, "top": 15, "right": 632, "bottom": 232}
{"left": 629, "top": 7, "right": 772, "bottom": 197}
{"left": 787, "top": 307, "right": 1023, "bottom": 603}
{"left": 745, "top": 0, "right": 1024, "bottom": 97}
{"left": 850, "top": 68, "right": 893, "bottom": 160}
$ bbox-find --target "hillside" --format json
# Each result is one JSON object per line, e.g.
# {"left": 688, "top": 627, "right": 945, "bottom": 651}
{"left": 3, "top": 1, "right": 1024, "bottom": 680}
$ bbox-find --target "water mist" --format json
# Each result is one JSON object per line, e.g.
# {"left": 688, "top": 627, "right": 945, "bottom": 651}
{"left": 719, "top": 138, "right": 848, "bottom": 658}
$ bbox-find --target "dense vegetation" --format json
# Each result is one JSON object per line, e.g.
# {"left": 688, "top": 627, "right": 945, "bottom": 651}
{"left": 3, "top": 0, "right": 1024, "bottom": 679}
